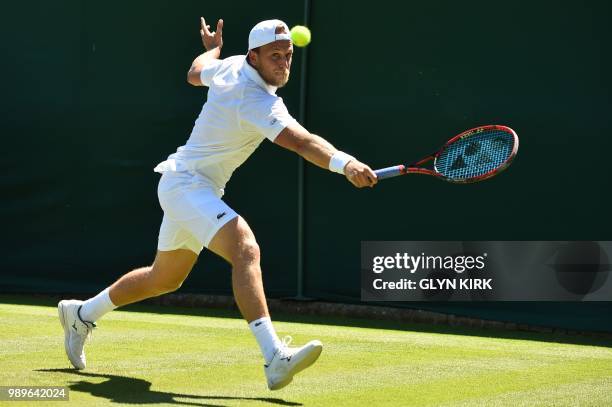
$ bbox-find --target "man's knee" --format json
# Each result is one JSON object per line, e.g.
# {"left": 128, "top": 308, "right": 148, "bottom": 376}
{"left": 234, "top": 238, "right": 260, "bottom": 266}
{"left": 149, "top": 270, "right": 186, "bottom": 294}
{"left": 224, "top": 218, "right": 261, "bottom": 266}
{"left": 208, "top": 216, "right": 261, "bottom": 267}
{"left": 157, "top": 279, "right": 184, "bottom": 294}
{"left": 149, "top": 250, "right": 196, "bottom": 294}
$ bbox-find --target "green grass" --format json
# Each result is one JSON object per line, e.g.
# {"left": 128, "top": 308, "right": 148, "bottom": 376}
{"left": 1, "top": 297, "right": 611, "bottom": 406}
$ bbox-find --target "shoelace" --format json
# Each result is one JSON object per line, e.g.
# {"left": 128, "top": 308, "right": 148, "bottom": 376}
{"left": 75, "top": 322, "right": 95, "bottom": 343}
{"left": 86, "top": 324, "right": 94, "bottom": 342}
{"left": 274, "top": 336, "right": 294, "bottom": 361}
{"left": 281, "top": 336, "right": 293, "bottom": 348}
{"left": 76, "top": 306, "right": 96, "bottom": 342}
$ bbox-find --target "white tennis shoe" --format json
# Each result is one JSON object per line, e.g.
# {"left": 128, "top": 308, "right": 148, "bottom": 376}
{"left": 58, "top": 300, "right": 96, "bottom": 369}
{"left": 265, "top": 336, "right": 323, "bottom": 390}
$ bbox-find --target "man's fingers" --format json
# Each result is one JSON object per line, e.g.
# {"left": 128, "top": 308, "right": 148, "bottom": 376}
{"left": 350, "top": 173, "right": 368, "bottom": 188}
{"left": 345, "top": 162, "right": 378, "bottom": 188}
{"left": 361, "top": 174, "right": 373, "bottom": 188}
{"left": 366, "top": 176, "right": 376, "bottom": 187}
{"left": 367, "top": 168, "right": 378, "bottom": 182}
{"left": 216, "top": 19, "right": 224, "bottom": 36}
{"left": 359, "top": 170, "right": 377, "bottom": 188}
{"left": 366, "top": 168, "right": 378, "bottom": 186}
{"left": 200, "top": 17, "right": 211, "bottom": 35}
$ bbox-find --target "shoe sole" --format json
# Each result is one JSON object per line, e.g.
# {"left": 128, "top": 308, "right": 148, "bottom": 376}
{"left": 291, "top": 340, "right": 323, "bottom": 376}
{"left": 269, "top": 341, "right": 323, "bottom": 391}
{"left": 58, "top": 301, "right": 69, "bottom": 360}
{"left": 269, "top": 376, "right": 293, "bottom": 391}
{"left": 57, "top": 300, "right": 84, "bottom": 370}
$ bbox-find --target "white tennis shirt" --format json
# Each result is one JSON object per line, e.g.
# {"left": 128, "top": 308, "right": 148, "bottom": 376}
{"left": 154, "top": 55, "right": 297, "bottom": 194}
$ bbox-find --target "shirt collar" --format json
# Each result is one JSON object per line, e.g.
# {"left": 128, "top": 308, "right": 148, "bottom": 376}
{"left": 241, "top": 56, "right": 277, "bottom": 95}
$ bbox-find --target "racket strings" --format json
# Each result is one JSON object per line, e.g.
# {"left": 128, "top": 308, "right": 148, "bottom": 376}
{"left": 435, "top": 130, "right": 514, "bottom": 180}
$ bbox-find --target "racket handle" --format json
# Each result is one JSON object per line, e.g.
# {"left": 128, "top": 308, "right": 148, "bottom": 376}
{"left": 374, "top": 165, "right": 406, "bottom": 180}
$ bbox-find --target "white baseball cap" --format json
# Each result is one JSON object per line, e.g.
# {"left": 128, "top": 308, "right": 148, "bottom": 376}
{"left": 248, "top": 19, "right": 291, "bottom": 50}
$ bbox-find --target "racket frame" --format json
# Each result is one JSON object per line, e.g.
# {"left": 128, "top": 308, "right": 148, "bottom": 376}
{"left": 381, "top": 125, "right": 519, "bottom": 183}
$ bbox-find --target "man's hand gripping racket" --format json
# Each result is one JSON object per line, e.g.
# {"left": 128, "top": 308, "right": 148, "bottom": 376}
{"left": 374, "top": 125, "right": 519, "bottom": 183}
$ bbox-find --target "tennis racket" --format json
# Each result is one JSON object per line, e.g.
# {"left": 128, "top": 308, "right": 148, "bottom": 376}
{"left": 374, "top": 125, "right": 519, "bottom": 183}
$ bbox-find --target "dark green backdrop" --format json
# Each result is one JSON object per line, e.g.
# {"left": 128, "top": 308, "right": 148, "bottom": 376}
{"left": 2, "top": 1, "right": 611, "bottom": 330}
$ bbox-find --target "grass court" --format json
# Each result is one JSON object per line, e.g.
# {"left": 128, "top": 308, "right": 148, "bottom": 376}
{"left": 1, "top": 296, "right": 611, "bottom": 406}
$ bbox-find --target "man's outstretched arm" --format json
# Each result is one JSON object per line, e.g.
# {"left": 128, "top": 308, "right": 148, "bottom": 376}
{"left": 187, "top": 17, "right": 224, "bottom": 86}
{"left": 274, "top": 122, "right": 377, "bottom": 188}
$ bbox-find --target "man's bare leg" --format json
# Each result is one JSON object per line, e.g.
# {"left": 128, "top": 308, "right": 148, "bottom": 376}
{"left": 109, "top": 249, "right": 198, "bottom": 307}
{"left": 208, "top": 215, "right": 322, "bottom": 390}
{"left": 76, "top": 249, "right": 198, "bottom": 324}
{"left": 208, "top": 216, "right": 282, "bottom": 363}
{"left": 208, "top": 216, "right": 268, "bottom": 322}
{"left": 59, "top": 248, "right": 198, "bottom": 369}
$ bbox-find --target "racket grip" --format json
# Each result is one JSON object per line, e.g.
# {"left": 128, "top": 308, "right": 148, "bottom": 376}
{"left": 374, "top": 165, "right": 406, "bottom": 180}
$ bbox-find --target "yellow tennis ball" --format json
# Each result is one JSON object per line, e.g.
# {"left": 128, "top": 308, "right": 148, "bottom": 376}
{"left": 290, "top": 25, "right": 311, "bottom": 47}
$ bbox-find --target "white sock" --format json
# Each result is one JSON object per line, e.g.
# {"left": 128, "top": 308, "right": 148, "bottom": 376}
{"left": 80, "top": 287, "right": 117, "bottom": 322}
{"left": 249, "top": 317, "right": 283, "bottom": 364}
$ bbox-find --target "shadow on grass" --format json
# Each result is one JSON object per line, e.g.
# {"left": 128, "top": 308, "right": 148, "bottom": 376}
{"left": 36, "top": 369, "right": 301, "bottom": 406}
{"left": 4, "top": 294, "right": 612, "bottom": 349}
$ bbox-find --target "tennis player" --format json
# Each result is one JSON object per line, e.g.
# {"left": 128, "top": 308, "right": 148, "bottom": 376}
{"left": 58, "top": 17, "right": 377, "bottom": 390}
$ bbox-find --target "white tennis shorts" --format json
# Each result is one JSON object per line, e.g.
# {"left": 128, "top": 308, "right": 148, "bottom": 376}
{"left": 157, "top": 172, "right": 238, "bottom": 254}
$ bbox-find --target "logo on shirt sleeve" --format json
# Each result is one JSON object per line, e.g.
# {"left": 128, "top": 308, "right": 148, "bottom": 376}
{"left": 270, "top": 118, "right": 278, "bottom": 126}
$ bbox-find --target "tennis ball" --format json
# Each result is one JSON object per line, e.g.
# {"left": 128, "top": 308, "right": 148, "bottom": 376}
{"left": 290, "top": 25, "right": 311, "bottom": 47}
